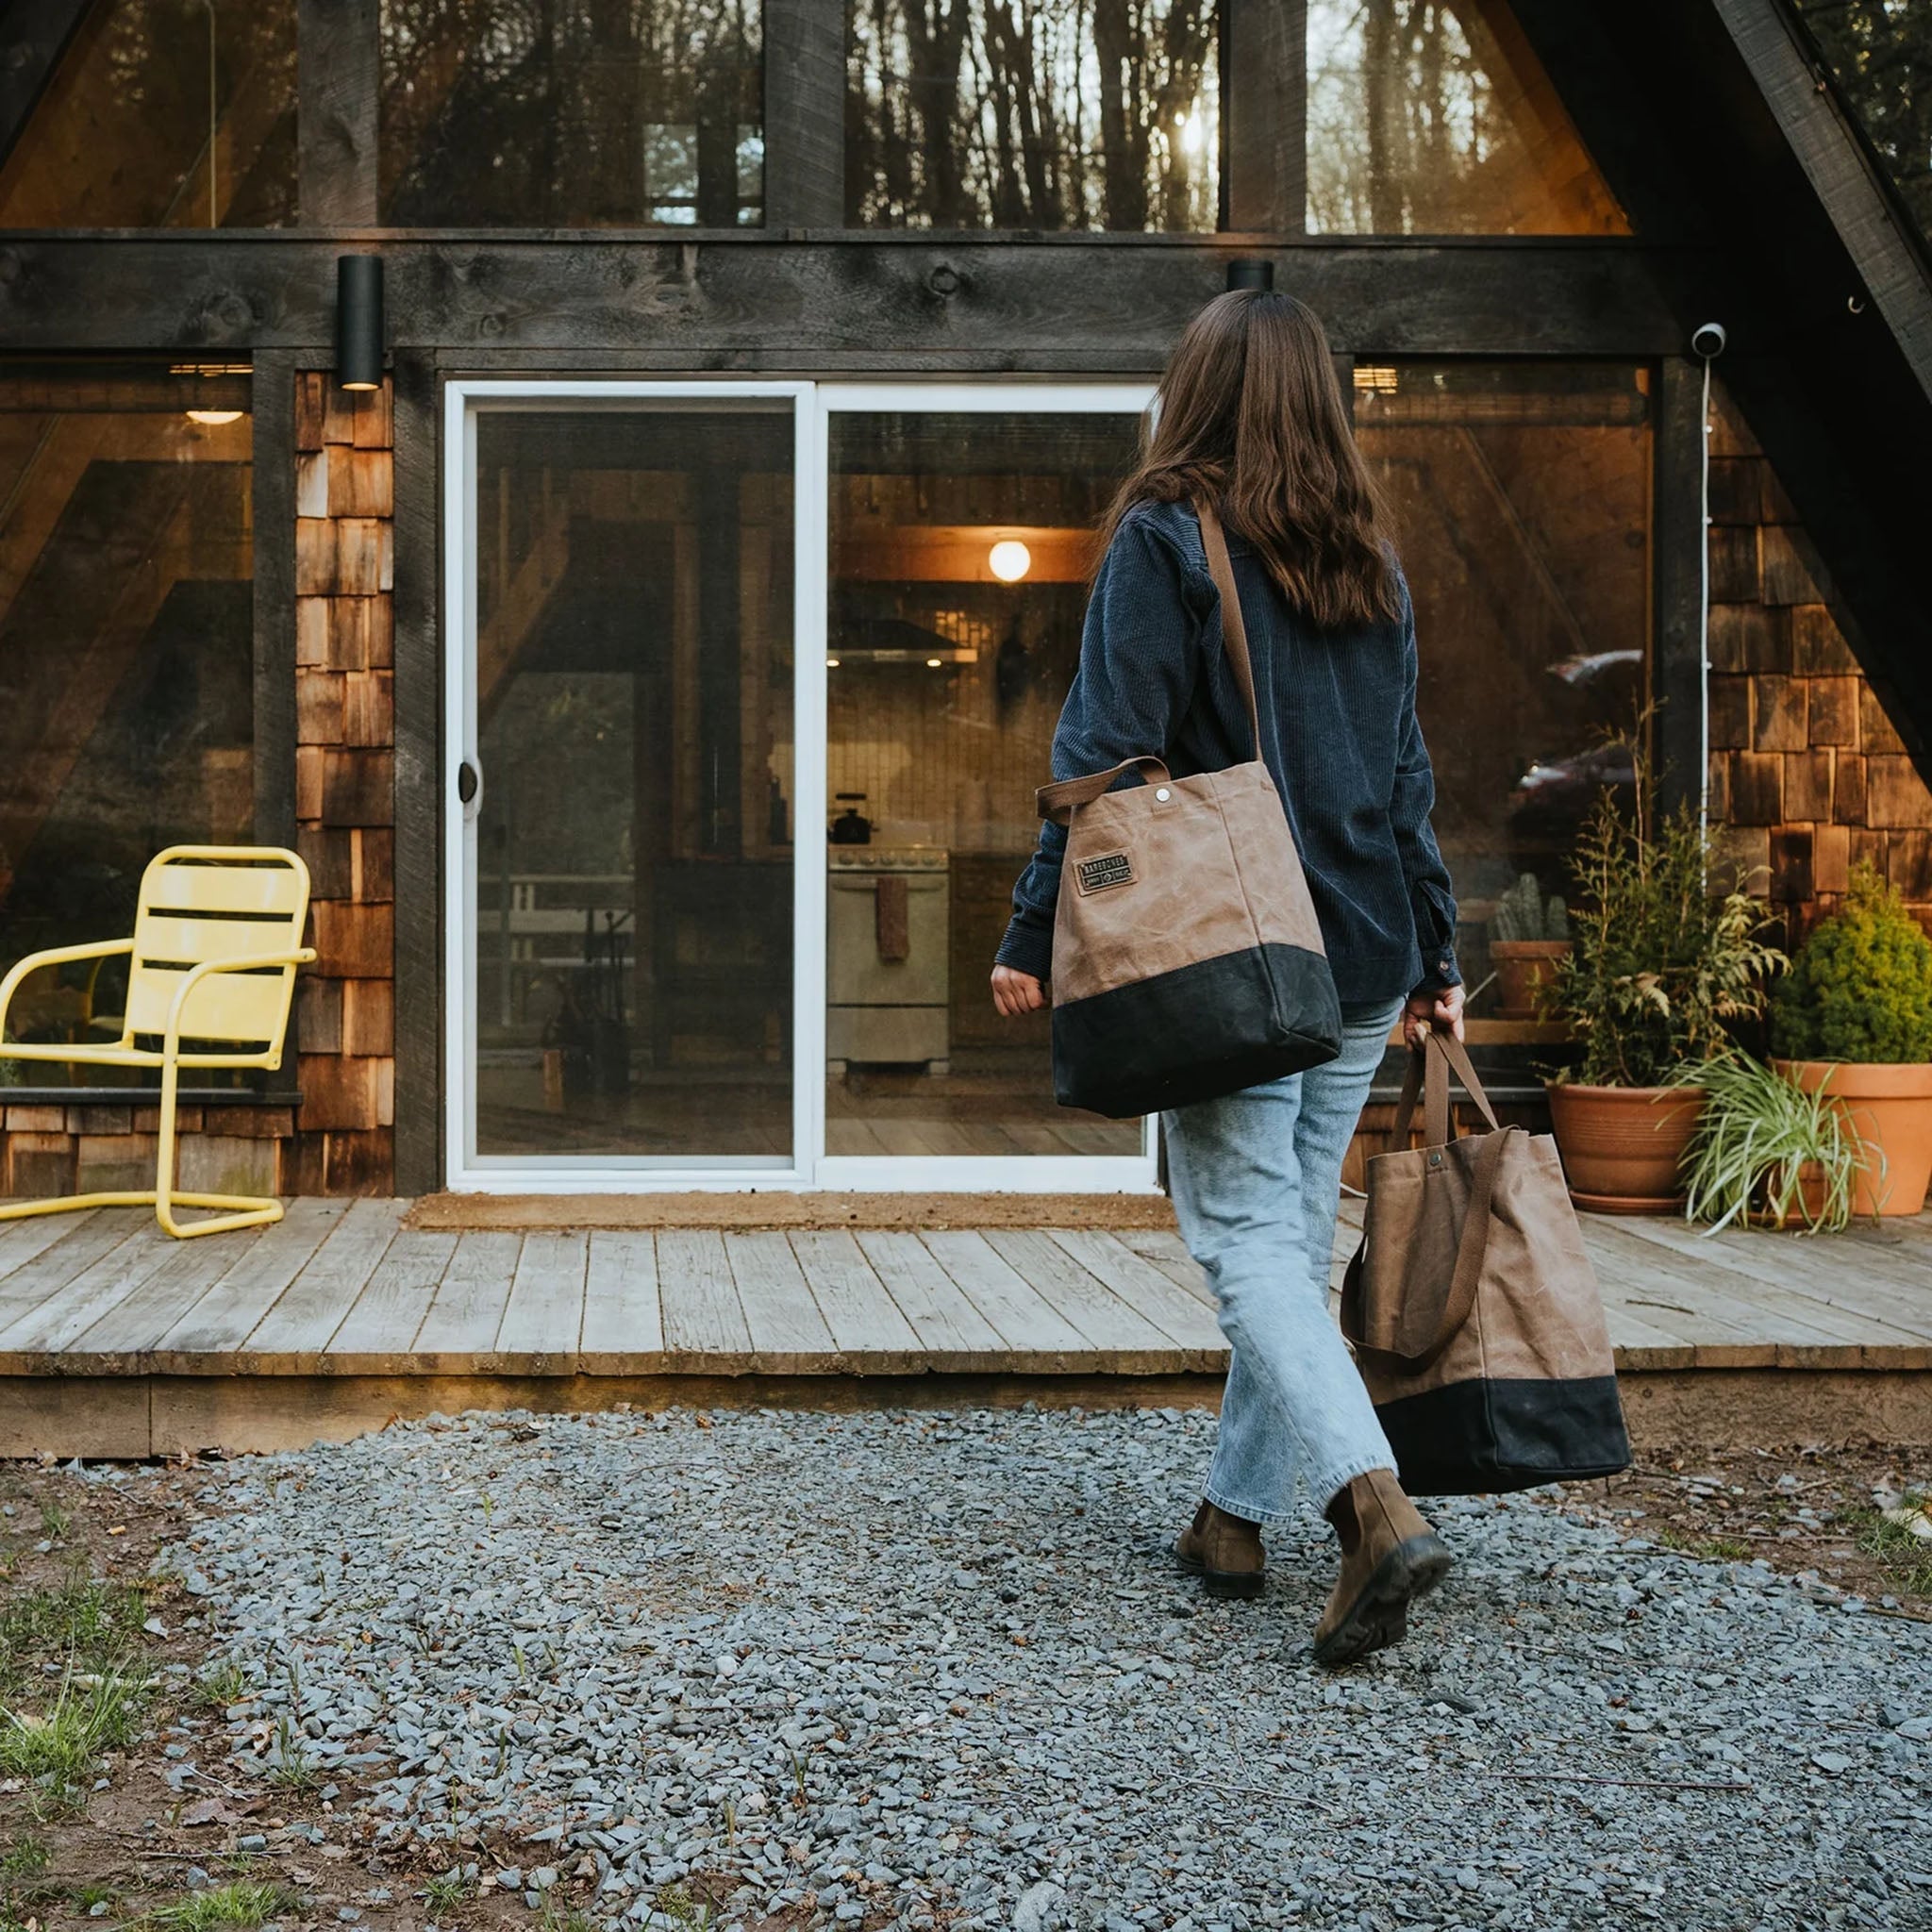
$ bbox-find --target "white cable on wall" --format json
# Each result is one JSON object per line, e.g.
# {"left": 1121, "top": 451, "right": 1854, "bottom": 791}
{"left": 1691, "top": 325, "right": 1727, "bottom": 841}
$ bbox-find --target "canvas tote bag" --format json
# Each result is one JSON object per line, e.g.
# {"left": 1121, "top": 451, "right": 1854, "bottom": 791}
{"left": 1340, "top": 1031, "right": 1631, "bottom": 1494}
{"left": 1036, "top": 503, "right": 1342, "bottom": 1119}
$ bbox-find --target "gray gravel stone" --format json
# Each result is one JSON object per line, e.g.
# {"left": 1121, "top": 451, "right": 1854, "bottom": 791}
{"left": 156, "top": 1407, "right": 1932, "bottom": 1930}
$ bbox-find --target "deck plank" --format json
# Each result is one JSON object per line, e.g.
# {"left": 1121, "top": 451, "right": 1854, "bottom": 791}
{"left": 920, "top": 1230, "right": 1088, "bottom": 1369}
{"left": 413, "top": 1230, "right": 523, "bottom": 1371}
{"left": 0, "top": 1221, "right": 180, "bottom": 1362}
{"left": 60, "top": 1224, "right": 270, "bottom": 1367}
{"left": 1611, "top": 1214, "right": 1932, "bottom": 1336}
{"left": 982, "top": 1230, "right": 1179, "bottom": 1370}
{"left": 581, "top": 1231, "right": 663, "bottom": 1372}
{"left": 495, "top": 1230, "right": 589, "bottom": 1373}
{"left": 148, "top": 1199, "right": 351, "bottom": 1364}
{"left": 725, "top": 1232, "right": 840, "bottom": 1371}
{"left": 1116, "top": 1228, "right": 1213, "bottom": 1306}
{"left": 857, "top": 1231, "right": 1008, "bottom": 1365}
{"left": 1046, "top": 1230, "right": 1227, "bottom": 1362}
{"left": 244, "top": 1198, "right": 411, "bottom": 1368}
{"left": 1579, "top": 1218, "right": 1874, "bottom": 1362}
{"left": 789, "top": 1231, "right": 923, "bottom": 1368}
{"left": 658, "top": 1229, "right": 751, "bottom": 1364}
{"left": 0, "top": 1208, "right": 106, "bottom": 1281}
{"left": 0, "top": 1209, "right": 146, "bottom": 1337}
{"left": 322, "top": 1231, "right": 459, "bottom": 1373}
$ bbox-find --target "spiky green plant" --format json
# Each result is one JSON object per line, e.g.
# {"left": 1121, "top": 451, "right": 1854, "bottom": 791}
{"left": 1549, "top": 772, "right": 1785, "bottom": 1089}
{"left": 1672, "top": 1050, "right": 1867, "bottom": 1233}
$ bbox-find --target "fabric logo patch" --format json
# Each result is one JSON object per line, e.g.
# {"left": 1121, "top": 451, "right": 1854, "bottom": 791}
{"left": 1075, "top": 851, "right": 1135, "bottom": 894}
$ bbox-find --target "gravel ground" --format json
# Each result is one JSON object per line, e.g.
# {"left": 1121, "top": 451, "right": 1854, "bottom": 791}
{"left": 158, "top": 1407, "right": 1932, "bottom": 1932}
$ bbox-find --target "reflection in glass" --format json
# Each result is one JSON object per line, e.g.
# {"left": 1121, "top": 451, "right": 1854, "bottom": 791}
{"left": 0, "top": 361, "right": 255, "bottom": 1085}
{"left": 382, "top": 0, "right": 763, "bottom": 225}
{"left": 1306, "top": 0, "right": 1625, "bottom": 234}
{"left": 847, "top": 0, "right": 1219, "bottom": 229}
{"left": 471, "top": 405, "right": 793, "bottom": 1162}
{"left": 0, "top": 0, "right": 296, "bottom": 227}
{"left": 825, "top": 411, "right": 1144, "bottom": 1158}
{"left": 1792, "top": 0, "right": 1932, "bottom": 243}
{"left": 1354, "top": 363, "right": 1650, "bottom": 1025}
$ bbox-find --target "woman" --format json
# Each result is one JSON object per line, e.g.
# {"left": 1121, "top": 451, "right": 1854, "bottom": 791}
{"left": 991, "top": 290, "right": 1465, "bottom": 1667}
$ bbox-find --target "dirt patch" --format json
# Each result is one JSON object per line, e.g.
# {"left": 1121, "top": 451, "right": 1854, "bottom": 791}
{"left": 0, "top": 1461, "right": 622, "bottom": 1932}
{"left": 1530, "top": 1435, "right": 1932, "bottom": 1619}
{"left": 405, "top": 1191, "right": 1178, "bottom": 1232}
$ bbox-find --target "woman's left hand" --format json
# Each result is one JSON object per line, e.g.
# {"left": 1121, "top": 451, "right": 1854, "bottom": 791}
{"left": 1403, "top": 983, "right": 1465, "bottom": 1051}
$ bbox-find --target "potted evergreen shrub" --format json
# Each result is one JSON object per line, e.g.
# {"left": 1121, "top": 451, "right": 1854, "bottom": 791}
{"left": 1487, "top": 872, "right": 1571, "bottom": 1019}
{"left": 1674, "top": 1051, "right": 1862, "bottom": 1233}
{"left": 1772, "top": 860, "right": 1932, "bottom": 1217}
{"left": 1544, "top": 776, "right": 1785, "bottom": 1213}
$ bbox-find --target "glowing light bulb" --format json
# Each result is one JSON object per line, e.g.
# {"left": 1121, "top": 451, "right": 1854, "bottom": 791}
{"left": 186, "top": 408, "right": 243, "bottom": 425}
{"left": 989, "top": 539, "right": 1032, "bottom": 582}
{"left": 925, "top": 657, "right": 942, "bottom": 669}
{"left": 826, "top": 656, "right": 841, "bottom": 669}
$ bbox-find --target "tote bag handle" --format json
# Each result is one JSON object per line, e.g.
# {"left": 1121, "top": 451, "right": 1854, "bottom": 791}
{"left": 1387, "top": 1028, "right": 1501, "bottom": 1149}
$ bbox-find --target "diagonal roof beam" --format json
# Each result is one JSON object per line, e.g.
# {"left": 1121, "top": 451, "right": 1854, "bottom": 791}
{"left": 0, "top": 0, "right": 92, "bottom": 172}
{"left": 1710, "top": 0, "right": 1932, "bottom": 406}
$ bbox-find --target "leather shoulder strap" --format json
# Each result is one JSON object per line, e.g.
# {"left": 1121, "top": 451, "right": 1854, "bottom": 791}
{"left": 1193, "top": 500, "right": 1263, "bottom": 755}
{"left": 1037, "top": 755, "right": 1172, "bottom": 827}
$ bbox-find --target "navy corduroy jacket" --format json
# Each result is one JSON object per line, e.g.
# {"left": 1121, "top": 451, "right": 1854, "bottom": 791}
{"left": 996, "top": 500, "right": 1460, "bottom": 1004}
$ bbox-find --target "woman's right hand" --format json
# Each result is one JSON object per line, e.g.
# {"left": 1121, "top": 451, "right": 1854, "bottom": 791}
{"left": 991, "top": 965, "right": 1046, "bottom": 1017}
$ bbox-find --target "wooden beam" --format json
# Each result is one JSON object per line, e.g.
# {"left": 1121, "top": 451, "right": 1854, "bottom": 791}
{"left": 252, "top": 351, "right": 300, "bottom": 852}
{"left": 1709, "top": 0, "right": 1932, "bottom": 408}
{"left": 298, "top": 0, "right": 379, "bottom": 226}
{"left": 1653, "top": 357, "right": 1707, "bottom": 819}
{"left": 762, "top": 0, "right": 843, "bottom": 228}
{"left": 1225, "top": 0, "right": 1305, "bottom": 234}
{"left": 391, "top": 352, "right": 441, "bottom": 1198}
{"left": 0, "top": 236, "right": 1695, "bottom": 358}
{"left": 0, "top": 0, "right": 91, "bottom": 172}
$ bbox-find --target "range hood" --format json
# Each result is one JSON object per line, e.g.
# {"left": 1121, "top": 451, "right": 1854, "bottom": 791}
{"left": 826, "top": 616, "right": 978, "bottom": 665}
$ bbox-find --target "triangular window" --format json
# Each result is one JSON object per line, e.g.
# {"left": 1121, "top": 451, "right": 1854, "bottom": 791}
{"left": 1307, "top": 0, "right": 1628, "bottom": 234}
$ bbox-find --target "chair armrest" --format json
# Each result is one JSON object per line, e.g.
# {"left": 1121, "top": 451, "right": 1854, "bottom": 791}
{"left": 160, "top": 949, "right": 319, "bottom": 1045}
{"left": 0, "top": 939, "right": 134, "bottom": 1044}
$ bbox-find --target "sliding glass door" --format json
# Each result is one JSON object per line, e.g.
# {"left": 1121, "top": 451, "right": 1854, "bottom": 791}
{"left": 444, "top": 378, "right": 1158, "bottom": 1191}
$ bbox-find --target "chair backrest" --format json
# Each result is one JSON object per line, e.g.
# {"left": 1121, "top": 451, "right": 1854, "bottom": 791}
{"left": 125, "top": 846, "right": 309, "bottom": 1057}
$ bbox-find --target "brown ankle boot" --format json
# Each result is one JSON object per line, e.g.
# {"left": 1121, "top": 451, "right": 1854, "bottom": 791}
{"left": 1174, "top": 1499, "right": 1264, "bottom": 1599}
{"left": 1311, "top": 1469, "right": 1451, "bottom": 1667}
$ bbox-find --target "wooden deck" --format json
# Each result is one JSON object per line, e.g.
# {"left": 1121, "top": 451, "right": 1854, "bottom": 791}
{"left": 0, "top": 1195, "right": 1927, "bottom": 1456}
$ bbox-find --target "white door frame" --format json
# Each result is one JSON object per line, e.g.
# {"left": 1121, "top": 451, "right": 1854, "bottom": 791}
{"left": 441, "top": 376, "right": 1161, "bottom": 1193}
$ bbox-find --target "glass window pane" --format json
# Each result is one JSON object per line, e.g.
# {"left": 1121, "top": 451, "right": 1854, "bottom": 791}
{"left": 1307, "top": 0, "right": 1626, "bottom": 234}
{"left": 825, "top": 409, "right": 1144, "bottom": 1158}
{"left": 0, "top": 0, "right": 296, "bottom": 228}
{"left": 1354, "top": 362, "right": 1650, "bottom": 1026}
{"left": 0, "top": 360, "right": 255, "bottom": 1086}
{"left": 381, "top": 1, "right": 763, "bottom": 226}
{"left": 472, "top": 403, "right": 793, "bottom": 1162}
{"left": 1792, "top": 0, "right": 1932, "bottom": 245}
{"left": 847, "top": 0, "right": 1220, "bottom": 230}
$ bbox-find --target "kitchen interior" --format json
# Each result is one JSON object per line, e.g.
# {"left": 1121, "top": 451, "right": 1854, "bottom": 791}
{"left": 823, "top": 409, "right": 1146, "bottom": 1158}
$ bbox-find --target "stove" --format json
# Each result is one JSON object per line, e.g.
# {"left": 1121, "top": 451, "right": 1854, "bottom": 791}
{"left": 826, "top": 847, "right": 951, "bottom": 1073}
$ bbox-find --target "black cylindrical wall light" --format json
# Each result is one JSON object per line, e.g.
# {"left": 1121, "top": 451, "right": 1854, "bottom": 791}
{"left": 1224, "top": 258, "right": 1274, "bottom": 291}
{"left": 335, "top": 255, "right": 385, "bottom": 392}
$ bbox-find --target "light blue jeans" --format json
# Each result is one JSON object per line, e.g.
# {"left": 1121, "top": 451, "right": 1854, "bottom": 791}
{"left": 1162, "top": 1000, "right": 1405, "bottom": 1527}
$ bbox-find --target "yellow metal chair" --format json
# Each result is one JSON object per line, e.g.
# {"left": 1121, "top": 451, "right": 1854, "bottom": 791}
{"left": 0, "top": 846, "right": 315, "bottom": 1238}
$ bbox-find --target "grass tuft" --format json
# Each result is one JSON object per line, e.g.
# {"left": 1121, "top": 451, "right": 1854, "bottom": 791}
{"left": 193, "top": 1664, "right": 247, "bottom": 1712}
{"left": 0, "top": 1666, "right": 146, "bottom": 1793}
{"left": 420, "top": 1874, "right": 471, "bottom": 1911}
{"left": 1853, "top": 1497, "right": 1932, "bottom": 1599}
{"left": 0, "top": 1572, "right": 148, "bottom": 1697}
{"left": 140, "top": 1880, "right": 299, "bottom": 1932}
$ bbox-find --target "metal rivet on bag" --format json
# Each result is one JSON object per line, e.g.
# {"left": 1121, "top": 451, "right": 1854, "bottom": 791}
{"left": 1428, "top": 1151, "right": 1442, "bottom": 1167}
{"left": 1155, "top": 787, "right": 1171, "bottom": 801}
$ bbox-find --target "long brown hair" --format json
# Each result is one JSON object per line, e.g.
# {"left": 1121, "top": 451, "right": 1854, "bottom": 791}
{"left": 1098, "top": 289, "right": 1402, "bottom": 630}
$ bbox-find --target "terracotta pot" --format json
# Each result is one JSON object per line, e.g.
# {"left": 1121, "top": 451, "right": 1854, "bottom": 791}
{"left": 1490, "top": 939, "right": 1572, "bottom": 1021}
{"left": 1774, "top": 1058, "right": 1932, "bottom": 1217}
{"left": 1749, "top": 1159, "right": 1832, "bottom": 1231}
{"left": 1543, "top": 1081, "right": 1706, "bottom": 1214}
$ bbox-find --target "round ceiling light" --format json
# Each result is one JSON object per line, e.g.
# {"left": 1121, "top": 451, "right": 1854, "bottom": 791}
{"left": 186, "top": 409, "right": 243, "bottom": 425}
{"left": 988, "top": 539, "right": 1032, "bottom": 583}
